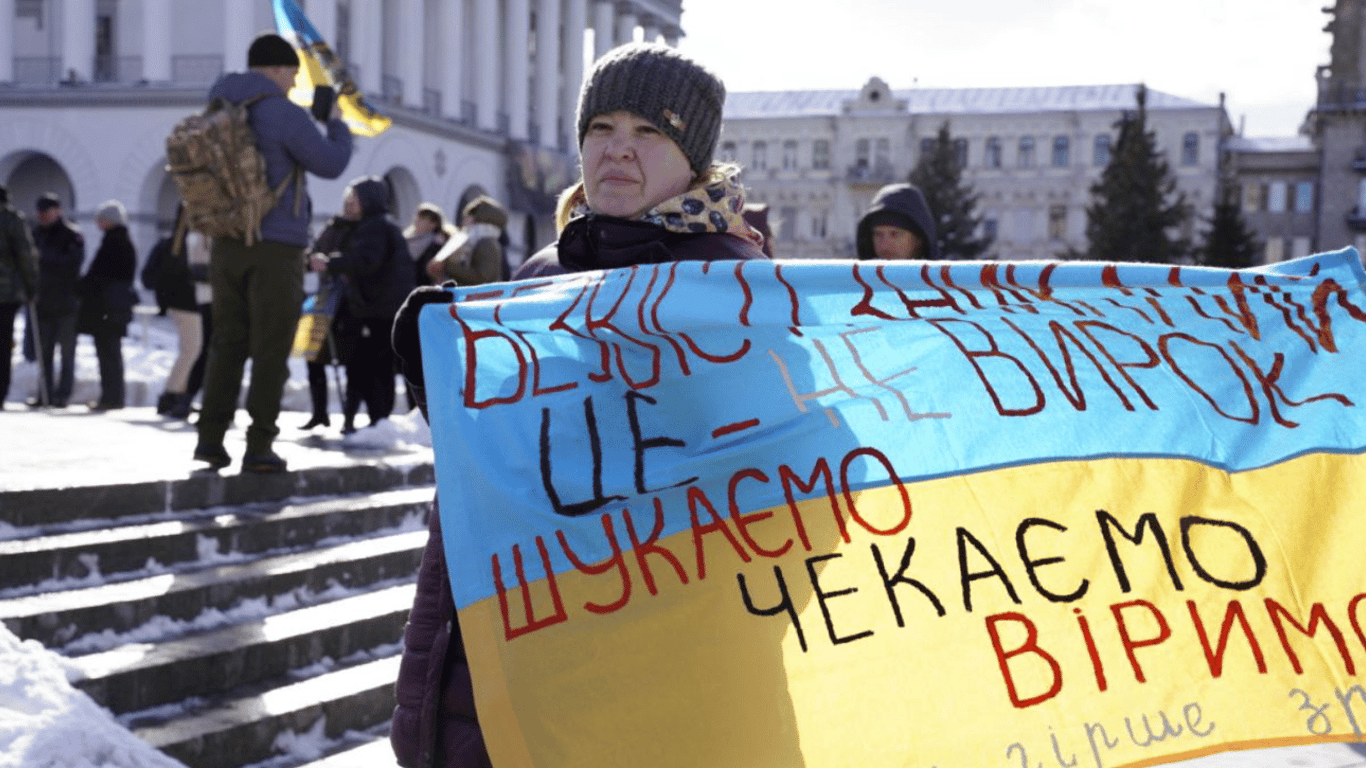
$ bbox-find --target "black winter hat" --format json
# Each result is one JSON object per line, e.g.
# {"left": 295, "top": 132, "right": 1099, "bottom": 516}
{"left": 36, "top": 193, "right": 61, "bottom": 212}
{"left": 248, "top": 32, "right": 300, "bottom": 68}
{"left": 576, "top": 43, "right": 725, "bottom": 176}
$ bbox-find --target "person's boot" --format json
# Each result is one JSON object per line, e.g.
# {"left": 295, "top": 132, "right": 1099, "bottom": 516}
{"left": 156, "top": 392, "right": 175, "bottom": 414}
{"left": 242, "top": 447, "right": 287, "bottom": 474}
{"left": 168, "top": 393, "right": 193, "bottom": 420}
{"left": 192, "top": 441, "right": 231, "bottom": 470}
{"left": 301, "top": 412, "right": 330, "bottom": 429}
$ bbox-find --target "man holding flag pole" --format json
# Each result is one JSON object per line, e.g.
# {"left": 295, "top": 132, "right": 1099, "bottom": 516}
{"left": 271, "top": 0, "right": 393, "bottom": 138}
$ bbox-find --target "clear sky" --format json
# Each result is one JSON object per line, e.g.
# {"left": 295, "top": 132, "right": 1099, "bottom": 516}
{"left": 675, "top": 0, "right": 1334, "bottom": 138}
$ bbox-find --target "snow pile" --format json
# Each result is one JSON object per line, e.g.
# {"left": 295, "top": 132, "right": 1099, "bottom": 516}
{"left": 0, "top": 624, "right": 187, "bottom": 768}
{"left": 342, "top": 410, "right": 432, "bottom": 450}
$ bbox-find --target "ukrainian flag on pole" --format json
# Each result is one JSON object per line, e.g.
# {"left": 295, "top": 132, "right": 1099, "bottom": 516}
{"left": 271, "top": 0, "right": 391, "bottom": 137}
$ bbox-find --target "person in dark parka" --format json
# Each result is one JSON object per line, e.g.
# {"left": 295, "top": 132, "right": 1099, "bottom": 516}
{"left": 311, "top": 176, "right": 414, "bottom": 433}
{"left": 855, "top": 182, "right": 939, "bottom": 260}
{"left": 388, "top": 42, "right": 767, "bottom": 768}
{"left": 77, "top": 200, "right": 137, "bottom": 410}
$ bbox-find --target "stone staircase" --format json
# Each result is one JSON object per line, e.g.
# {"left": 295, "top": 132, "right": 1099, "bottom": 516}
{"left": 0, "top": 457, "right": 435, "bottom": 768}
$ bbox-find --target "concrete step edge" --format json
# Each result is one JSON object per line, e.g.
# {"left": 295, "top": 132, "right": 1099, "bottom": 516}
{"left": 136, "top": 655, "right": 401, "bottom": 768}
{"left": 1, "top": 530, "right": 427, "bottom": 650}
{"left": 71, "top": 583, "right": 415, "bottom": 713}
{"left": 0, "top": 487, "right": 433, "bottom": 592}
{"left": 0, "top": 457, "right": 435, "bottom": 527}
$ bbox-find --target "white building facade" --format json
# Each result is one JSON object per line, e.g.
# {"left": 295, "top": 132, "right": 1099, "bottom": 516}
{"left": 0, "top": 0, "right": 683, "bottom": 273}
{"left": 721, "top": 78, "right": 1232, "bottom": 261}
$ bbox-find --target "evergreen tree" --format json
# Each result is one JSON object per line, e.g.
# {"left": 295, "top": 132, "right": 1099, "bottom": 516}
{"left": 909, "top": 121, "right": 993, "bottom": 260}
{"left": 1195, "top": 190, "right": 1261, "bottom": 268}
{"left": 1081, "top": 85, "right": 1192, "bottom": 263}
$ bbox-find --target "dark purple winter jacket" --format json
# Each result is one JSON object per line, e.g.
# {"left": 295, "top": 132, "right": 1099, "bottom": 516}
{"left": 390, "top": 214, "right": 766, "bottom": 768}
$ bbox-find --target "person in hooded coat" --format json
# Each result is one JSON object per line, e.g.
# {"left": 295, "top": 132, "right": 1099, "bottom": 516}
{"left": 855, "top": 182, "right": 939, "bottom": 260}
{"left": 386, "top": 41, "right": 767, "bottom": 768}
{"left": 310, "top": 176, "right": 415, "bottom": 434}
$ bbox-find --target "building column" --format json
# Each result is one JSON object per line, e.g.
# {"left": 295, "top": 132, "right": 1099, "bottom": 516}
{"left": 353, "top": 0, "right": 382, "bottom": 96}
{"left": 473, "top": 0, "right": 499, "bottom": 131}
{"left": 505, "top": 0, "right": 530, "bottom": 139}
{"left": 592, "top": 0, "right": 614, "bottom": 58}
{"left": 638, "top": 14, "right": 657, "bottom": 44}
{"left": 309, "top": 0, "right": 338, "bottom": 49}
{"left": 142, "top": 0, "right": 171, "bottom": 82}
{"left": 223, "top": 2, "right": 253, "bottom": 72}
{"left": 439, "top": 0, "right": 465, "bottom": 121}
{"left": 62, "top": 0, "right": 96, "bottom": 82}
{"left": 0, "top": 0, "right": 14, "bottom": 82}
{"left": 562, "top": 0, "right": 587, "bottom": 145}
{"left": 661, "top": 24, "right": 681, "bottom": 47}
{"left": 614, "top": 1, "right": 636, "bottom": 47}
{"left": 400, "top": 0, "right": 424, "bottom": 106}
{"left": 534, "top": 0, "right": 561, "bottom": 147}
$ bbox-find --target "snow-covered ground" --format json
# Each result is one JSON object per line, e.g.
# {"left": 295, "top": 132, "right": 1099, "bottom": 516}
{"left": 2, "top": 307, "right": 426, "bottom": 768}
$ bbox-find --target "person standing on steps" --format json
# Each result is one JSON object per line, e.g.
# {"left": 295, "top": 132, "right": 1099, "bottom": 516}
{"left": 191, "top": 31, "right": 353, "bottom": 474}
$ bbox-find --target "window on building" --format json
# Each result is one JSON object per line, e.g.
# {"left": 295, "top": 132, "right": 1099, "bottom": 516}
{"left": 812, "top": 140, "right": 830, "bottom": 170}
{"left": 983, "top": 218, "right": 998, "bottom": 242}
{"left": 985, "top": 137, "right": 1002, "bottom": 169}
{"left": 1048, "top": 205, "right": 1067, "bottom": 239}
{"left": 719, "top": 141, "right": 737, "bottom": 163}
{"left": 752, "top": 141, "right": 767, "bottom": 170}
{"left": 1018, "top": 136, "right": 1035, "bottom": 168}
{"left": 1014, "top": 208, "right": 1035, "bottom": 240}
{"left": 1358, "top": 179, "right": 1366, "bottom": 211}
{"left": 779, "top": 206, "right": 797, "bottom": 240}
{"left": 1292, "top": 237, "right": 1311, "bottom": 259}
{"left": 954, "top": 138, "right": 969, "bottom": 169}
{"left": 875, "top": 138, "right": 890, "bottom": 168}
{"left": 812, "top": 211, "right": 828, "bottom": 238}
{"left": 1265, "top": 237, "right": 1285, "bottom": 263}
{"left": 855, "top": 138, "right": 870, "bottom": 170}
{"left": 1245, "top": 182, "right": 1263, "bottom": 212}
{"left": 1267, "top": 182, "right": 1287, "bottom": 213}
{"left": 1093, "top": 135, "right": 1111, "bottom": 166}
{"left": 920, "top": 137, "right": 936, "bottom": 162}
{"left": 1051, "top": 136, "right": 1070, "bottom": 168}
{"left": 782, "top": 140, "right": 798, "bottom": 170}
{"left": 1294, "top": 181, "right": 1314, "bottom": 213}
{"left": 1181, "top": 132, "right": 1199, "bottom": 166}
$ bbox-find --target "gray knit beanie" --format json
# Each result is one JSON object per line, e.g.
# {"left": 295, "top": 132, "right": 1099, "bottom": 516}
{"left": 96, "top": 199, "right": 126, "bottom": 226}
{"left": 576, "top": 43, "right": 725, "bottom": 176}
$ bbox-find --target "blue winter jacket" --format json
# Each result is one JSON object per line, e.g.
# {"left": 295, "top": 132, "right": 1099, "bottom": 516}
{"left": 206, "top": 71, "right": 354, "bottom": 248}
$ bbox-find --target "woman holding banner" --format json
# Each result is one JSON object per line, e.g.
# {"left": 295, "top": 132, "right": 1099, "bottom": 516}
{"left": 389, "top": 42, "right": 767, "bottom": 767}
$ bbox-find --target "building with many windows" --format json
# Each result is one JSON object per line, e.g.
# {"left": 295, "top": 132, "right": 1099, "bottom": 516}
{"left": 720, "top": 77, "right": 1232, "bottom": 260}
{"left": 1224, "top": 135, "right": 1319, "bottom": 262}
{"left": 0, "top": 0, "right": 681, "bottom": 273}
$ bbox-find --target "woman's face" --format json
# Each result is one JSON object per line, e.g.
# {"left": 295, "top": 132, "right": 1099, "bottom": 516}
{"left": 412, "top": 212, "right": 437, "bottom": 234}
{"left": 581, "top": 110, "right": 694, "bottom": 219}
{"left": 342, "top": 190, "right": 362, "bottom": 220}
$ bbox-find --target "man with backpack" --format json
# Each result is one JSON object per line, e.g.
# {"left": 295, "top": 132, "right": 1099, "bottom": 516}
{"left": 190, "top": 32, "right": 353, "bottom": 473}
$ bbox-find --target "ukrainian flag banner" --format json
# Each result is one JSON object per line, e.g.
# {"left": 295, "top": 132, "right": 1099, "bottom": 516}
{"left": 271, "top": 0, "right": 391, "bottom": 137}
{"left": 419, "top": 249, "right": 1366, "bottom": 768}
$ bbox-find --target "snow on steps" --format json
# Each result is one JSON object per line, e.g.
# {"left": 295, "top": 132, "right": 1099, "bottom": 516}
{"left": 0, "top": 460, "right": 435, "bottom": 768}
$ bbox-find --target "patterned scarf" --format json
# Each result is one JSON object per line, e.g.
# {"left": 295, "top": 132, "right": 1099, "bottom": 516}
{"left": 565, "top": 170, "right": 766, "bottom": 249}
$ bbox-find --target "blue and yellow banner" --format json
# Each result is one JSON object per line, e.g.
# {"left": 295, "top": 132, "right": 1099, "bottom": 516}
{"left": 420, "top": 249, "right": 1366, "bottom": 768}
{"left": 271, "top": 0, "right": 391, "bottom": 137}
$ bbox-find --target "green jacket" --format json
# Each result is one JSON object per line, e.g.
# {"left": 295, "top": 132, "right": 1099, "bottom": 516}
{"left": 0, "top": 205, "right": 39, "bottom": 304}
